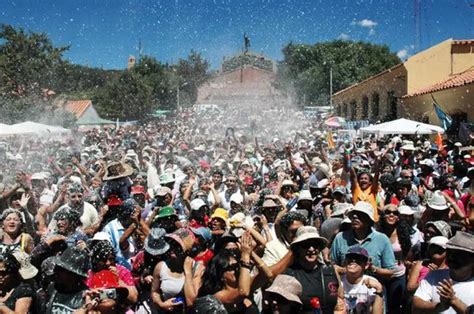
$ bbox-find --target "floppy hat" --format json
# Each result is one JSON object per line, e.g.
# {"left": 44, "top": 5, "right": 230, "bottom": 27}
{"left": 155, "top": 186, "right": 172, "bottom": 197}
{"left": 331, "top": 203, "right": 353, "bottom": 217}
{"left": 189, "top": 226, "right": 212, "bottom": 242}
{"left": 229, "top": 213, "right": 254, "bottom": 237}
{"left": 446, "top": 231, "right": 474, "bottom": 254}
{"left": 54, "top": 247, "right": 88, "bottom": 278}
{"left": 144, "top": 228, "right": 170, "bottom": 256}
{"left": 159, "top": 172, "right": 176, "bottom": 185}
{"left": 317, "top": 178, "right": 329, "bottom": 189}
{"left": 230, "top": 193, "right": 244, "bottom": 205}
{"left": 12, "top": 251, "right": 38, "bottom": 280}
{"left": 103, "top": 162, "right": 134, "bottom": 181}
{"left": 157, "top": 206, "right": 177, "bottom": 219}
{"left": 262, "top": 199, "right": 279, "bottom": 208}
{"left": 401, "top": 141, "right": 416, "bottom": 151}
{"left": 131, "top": 185, "right": 145, "bottom": 195}
{"left": 398, "top": 205, "right": 415, "bottom": 216}
{"left": 428, "top": 236, "right": 449, "bottom": 250}
{"left": 427, "top": 190, "right": 449, "bottom": 210}
{"left": 332, "top": 186, "right": 347, "bottom": 196}
{"left": 425, "top": 220, "right": 452, "bottom": 238}
{"left": 291, "top": 226, "right": 328, "bottom": 249}
{"left": 420, "top": 159, "right": 435, "bottom": 167}
{"left": 92, "top": 232, "right": 112, "bottom": 243}
{"left": 281, "top": 179, "right": 296, "bottom": 187}
{"left": 190, "top": 198, "right": 207, "bottom": 211}
{"left": 211, "top": 208, "right": 229, "bottom": 222}
{"left": 349, "top": 201, "right": 375, "bottom": 222}
{"left": 266, "top": 274, "right": 303, "bottom": 305}
{"left": 297, "top": 190, "right": 312, "bottom": 202}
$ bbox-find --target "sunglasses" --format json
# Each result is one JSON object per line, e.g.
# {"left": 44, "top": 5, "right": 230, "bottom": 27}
{"left": 224, "top": 263, "right": 240, "bottom": 272}
{"left": 385, "top": 210, "right": 400, "bottom": 216}
{"left": 299, "top": 241, "right": 322, "bottom": 250}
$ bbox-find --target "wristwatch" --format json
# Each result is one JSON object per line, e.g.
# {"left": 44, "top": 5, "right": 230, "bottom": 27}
{"left": 374, "top": 291, "right": 383, "bottom": 297}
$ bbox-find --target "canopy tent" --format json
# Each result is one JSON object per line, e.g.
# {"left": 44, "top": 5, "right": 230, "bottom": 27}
{"left": 0, "top": 121, "right": 71, "bottom": 137}
{"left": 324, "top": 116, "right": 346, "bottom": 128}
{"left": 360, "top": 118, "right": 444, "bottom": 136}
{"left": 76, "top": 116, "right": 115, "bottom": 125}
{"left": 151, "top": 110, "right": 171, "bottom": 118}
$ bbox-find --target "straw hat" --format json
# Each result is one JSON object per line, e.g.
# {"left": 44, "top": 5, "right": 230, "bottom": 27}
{"left": 290, "top": 226, "right": 328, "bottom": 250}
{"left": 103, "top": 162, "right": 133, "bottom": 181}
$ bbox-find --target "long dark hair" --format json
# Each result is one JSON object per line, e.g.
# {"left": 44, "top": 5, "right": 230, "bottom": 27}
{"left": 379, "top": 211, "right": 412, "bottom": 258}
{"left": 198, "top": 251, "right": 235, "bottom": 297}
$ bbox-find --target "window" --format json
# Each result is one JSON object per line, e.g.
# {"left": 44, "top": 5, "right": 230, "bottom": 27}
{"left": 336, "top": 104, "right": 342, "bottom": 116}
{"left": 387, "top": 91, "right": 397, "bottom": 119}
{"left": 362, "top": 96, "right": 369, "bottom": 119}
{"left": 371, "top": 93, "right": 379, "bottom": 119}
{"left": 350, "top": 100, "right": 357, "bottom": 120}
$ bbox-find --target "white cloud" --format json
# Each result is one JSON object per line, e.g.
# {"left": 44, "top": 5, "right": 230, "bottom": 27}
{"left": 357, "top": 19, "right": 378, "bottom": 28}
{"left": 368, "top": 28, "right": 375, "bottom": 36}
{"left": 338, "top": 33, "right": 350, "bottom": 40}
{"left": 397, "top": 49, "right": 408, "bottom": 59}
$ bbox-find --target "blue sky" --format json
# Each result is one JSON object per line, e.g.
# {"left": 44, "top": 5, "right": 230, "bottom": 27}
{"left": 1, "top": 0, "right": 473, "bottom": 69}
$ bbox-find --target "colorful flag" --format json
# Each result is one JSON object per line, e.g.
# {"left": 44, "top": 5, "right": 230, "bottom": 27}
{"left": 433, "top": 103, "right": 452, "bottom": 130}
{"left": 327, "top": 131, "right": 335, "bottom": 149}
{"left": 436, "top": 132, "right": 443, "bottom": 151}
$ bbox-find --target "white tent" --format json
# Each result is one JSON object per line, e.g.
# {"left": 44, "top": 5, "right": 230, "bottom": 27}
{"left": 0, "top": 121, "right": 71, "bottom": 137}
{"left": 360, "top": 118, "right": 444, "bottom": 136}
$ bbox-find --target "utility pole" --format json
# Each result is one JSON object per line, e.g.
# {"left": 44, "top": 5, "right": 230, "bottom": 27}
{"left": 329, "top": 67, "right": 333, "bottom": 111}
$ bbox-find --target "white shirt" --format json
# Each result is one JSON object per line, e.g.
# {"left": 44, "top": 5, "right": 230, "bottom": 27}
{"left": 341, "top": 274, "right": 378, "bottom": 313}
{"left": 48, "top": 202, "right": 99, "bottom": 231}
{"left": 414, "top": 269, "right": 474, "bottom": 314}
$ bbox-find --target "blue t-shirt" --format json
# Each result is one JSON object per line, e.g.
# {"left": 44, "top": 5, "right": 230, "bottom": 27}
{"left": 330, "top": 228, "right": 396, "bottom": 270}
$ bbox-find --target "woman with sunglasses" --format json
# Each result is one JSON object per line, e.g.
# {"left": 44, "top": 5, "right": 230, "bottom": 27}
{"left": 185, "top": 232, "right": 266, "bottom": 313}
{"left": 151, "top": 230, "right": 191, "bottom": 313}
{"left": 377, "top": 204, "right": 413, "bottom": 314}
{"left": 269, "top": 226, "right": 345, "bottom": 314}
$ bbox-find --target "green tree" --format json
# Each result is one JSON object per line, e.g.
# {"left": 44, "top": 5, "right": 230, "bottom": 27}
{"left": 92, "top": 71, "right": 153, "bottom": 121}
{"left": 0, "top": 24, "right": 69, "bottom": 97}
{"left": 133, "top": 56, "right": 175, "bottom": 110}
{"left": 175, "top": 50, "right": 210, "bottom": 106}
{"left": 278, "top": 40, "right": 400, "bottom": 106}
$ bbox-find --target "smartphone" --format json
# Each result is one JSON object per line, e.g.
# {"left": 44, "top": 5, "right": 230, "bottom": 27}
{"left": 173, "top": 297, "right": 184, "bottom": 304}
{"left": 99, "top": 288, "right": 117, "bottom": 300}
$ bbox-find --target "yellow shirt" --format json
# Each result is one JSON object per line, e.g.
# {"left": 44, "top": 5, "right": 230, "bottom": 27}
{"left": 352, "top": 182, "right": 379, "bottom": 222}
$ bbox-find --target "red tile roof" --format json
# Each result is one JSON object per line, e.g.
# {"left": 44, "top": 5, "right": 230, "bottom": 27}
{"left": 403, "top": 68, "right": 474, "bottom": 98}
{"left": 453, "top": 40, "right": 474, "bottom": 45}
{"left": 65, "top": 100, "right": 92, "bottom": 118}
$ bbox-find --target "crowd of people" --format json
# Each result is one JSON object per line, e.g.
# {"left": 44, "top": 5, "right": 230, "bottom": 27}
{"left": 0, "top": 107, "right": 473, "bottom": 314}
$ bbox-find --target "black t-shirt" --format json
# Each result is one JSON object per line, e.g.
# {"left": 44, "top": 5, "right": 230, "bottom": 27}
{"left": 4, "top": 282, "right": 34, "bottom": 311}
{"left": 284, "top": 264, "right": 339, "bottom": 314}
{"left": 45, "top": 285, "right": 86, "bottom": 314}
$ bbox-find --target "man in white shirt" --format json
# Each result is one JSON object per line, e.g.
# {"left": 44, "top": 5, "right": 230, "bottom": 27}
{"left": 413, "top": 232, "right": 474, "bottom": 313}
{"left": 341, "top": 246, "right": 384, "bottom": 314}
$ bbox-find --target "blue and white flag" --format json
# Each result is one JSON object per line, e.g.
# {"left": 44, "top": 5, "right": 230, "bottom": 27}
{"left": 433, "top": 103, "right": 452, "bottom": 130}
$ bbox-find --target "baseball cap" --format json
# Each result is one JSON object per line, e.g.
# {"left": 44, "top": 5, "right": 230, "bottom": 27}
{"left": 190, "top": 198, "right": 207, "bottom": 211}
{"left": 428, "top": 236, "right": 449, "bottom": 250}
{"left": 345, "top": 246, "right": 369, "bottom": 262}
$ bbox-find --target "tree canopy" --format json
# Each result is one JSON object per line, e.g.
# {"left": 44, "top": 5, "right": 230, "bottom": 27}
{"left": 0, "top": 24, "right": 211, "bottom": 124}
{"left": 278, "top": 40, "right": 401, "bottom": 106}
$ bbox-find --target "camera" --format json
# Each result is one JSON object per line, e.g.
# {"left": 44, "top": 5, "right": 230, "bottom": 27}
{"left": 99, "top": 288, "right": 117, "bottom": 300}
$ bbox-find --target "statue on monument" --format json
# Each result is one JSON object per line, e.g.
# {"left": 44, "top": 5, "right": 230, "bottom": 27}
{"left": 244, "top": 33, "right": 250, "bottom": 53}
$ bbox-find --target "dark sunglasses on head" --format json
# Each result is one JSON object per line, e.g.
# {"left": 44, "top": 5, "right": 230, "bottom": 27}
{"left": 224, "top": 263, "right": 240, "bottom": 272}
